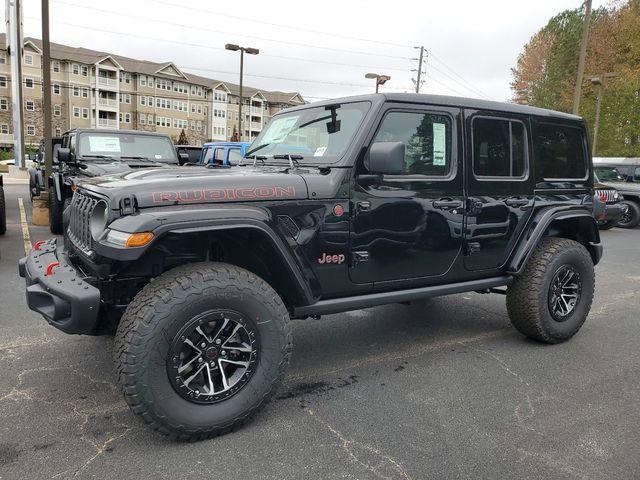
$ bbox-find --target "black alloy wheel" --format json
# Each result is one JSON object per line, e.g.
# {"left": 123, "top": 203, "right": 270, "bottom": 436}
{"left": 548, "top": 265, "right": 582, "bottom": 322}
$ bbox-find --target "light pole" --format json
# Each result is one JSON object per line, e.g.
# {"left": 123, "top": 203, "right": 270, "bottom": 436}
{"left": 225, "top": 44, "right": 259, "bottom": 141}
{"left": 365, "top": 73, "right": 391, "bottom": 93}
{"left": 588, "top": 73, "right": 617, "bottom": 156}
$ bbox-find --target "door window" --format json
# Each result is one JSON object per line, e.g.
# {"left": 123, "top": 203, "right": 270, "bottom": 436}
{"left": 227, "top": 148, "right": 243, "bottom": 165}
{"left": 372, "top": 112, "right": 452, "bottom": 177}
{"left": 534, "top": 124, "right": 586, "bottom": 180}
{"left": 472, "top": 117, "right": 527, "bottom": 179}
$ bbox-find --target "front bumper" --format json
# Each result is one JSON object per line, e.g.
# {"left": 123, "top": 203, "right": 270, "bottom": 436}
{"left": 603, "top": 203, "right": 624, "bottom": 222}
{"left": 18, "top": 239, "right": 101, "bottom": 334}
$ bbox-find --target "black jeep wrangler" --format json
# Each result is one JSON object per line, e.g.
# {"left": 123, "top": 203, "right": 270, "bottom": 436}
{"left": 19, "top": 94, "right": 602, "bottom": 440}
{"left": 45, "top": 128, "right": 183, "bottom": 234}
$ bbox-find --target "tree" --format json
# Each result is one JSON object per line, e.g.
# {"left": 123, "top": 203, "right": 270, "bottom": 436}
{"left": 177, "top": 128, "right": 188, "bottom": 145}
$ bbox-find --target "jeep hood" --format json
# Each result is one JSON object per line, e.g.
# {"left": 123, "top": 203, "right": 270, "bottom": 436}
{"left": 79, "top": 166, "right": 309, "bottom": 208}
{"left": 76, "top": 160, "right": 171, "bottom": 178}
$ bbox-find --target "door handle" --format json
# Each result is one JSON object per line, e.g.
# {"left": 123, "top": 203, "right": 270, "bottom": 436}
{"left": 355, "top": 201, "right": 371, "bottom": 215}
{"left": 504, "top": 197, "right": 530, "bottom": 207}
{"left": 433, "top": 198, "right": 463, "bottom": 210}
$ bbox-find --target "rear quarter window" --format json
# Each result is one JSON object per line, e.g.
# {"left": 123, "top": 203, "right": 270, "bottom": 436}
{"left": 534, "top": 123, "right": 587, "bottom": 180}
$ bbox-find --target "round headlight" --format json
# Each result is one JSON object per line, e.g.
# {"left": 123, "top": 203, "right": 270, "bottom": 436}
{"left": 90, "top": 200, "right": 109, "bottom": 240}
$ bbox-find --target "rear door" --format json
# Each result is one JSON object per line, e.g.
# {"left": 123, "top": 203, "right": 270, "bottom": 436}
{"left": 464, "top": 111, "right": 535, "bottom": 271}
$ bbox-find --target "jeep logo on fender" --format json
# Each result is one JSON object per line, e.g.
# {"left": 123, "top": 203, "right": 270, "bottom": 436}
{"left": 318, "top": 253, "right": 345, "bottom": 264}
{"left": 152, "top": 186, "right": 296, "bottom": 204}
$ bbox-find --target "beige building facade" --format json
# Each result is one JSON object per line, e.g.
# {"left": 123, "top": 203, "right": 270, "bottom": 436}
{"left": 0, "top": 35, "right": 305, "bottom": 147}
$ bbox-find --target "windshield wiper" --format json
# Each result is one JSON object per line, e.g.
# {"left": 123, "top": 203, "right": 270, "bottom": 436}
{"left": 245, "top": 143, "right": 270, "bottom": 157}
{"left": 120, "top": 155, "right": 154, "bottom": 161}
{"left": 81, "top": 154, "right": 115, "bottom": 160}
{"left": 273, "top": 154, "right": 304, "bottom": 169}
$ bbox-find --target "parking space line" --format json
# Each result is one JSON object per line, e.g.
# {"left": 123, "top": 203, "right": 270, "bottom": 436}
{"left": 18, "top": 197, "right": 32, "bottom": 255}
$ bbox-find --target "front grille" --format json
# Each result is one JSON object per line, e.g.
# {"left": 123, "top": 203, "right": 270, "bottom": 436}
{"left": 67, "top": 191, "right": 99, "bottom": 254}
{"left": 595, "top": 189, "right": 617, "bottom": 204}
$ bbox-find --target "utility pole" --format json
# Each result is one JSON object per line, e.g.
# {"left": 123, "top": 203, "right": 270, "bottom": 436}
{"left": 6, "top": 0, "right": 25, "bottom": 169}
{"left": 412, "top": 46, "right": 425, "bottom": 93}
{"left": 589, "top": 72, "right": 617, "bottom": 156}
{"left": 572, "top": 0, "right": 592, "bottom": 115}
{"left": 41, "top": 0, "right": 52, "bottom": 189}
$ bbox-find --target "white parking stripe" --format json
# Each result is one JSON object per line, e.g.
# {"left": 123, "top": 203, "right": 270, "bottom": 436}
{"left": 17, "top": 197, "right": 31, "bottom": 255}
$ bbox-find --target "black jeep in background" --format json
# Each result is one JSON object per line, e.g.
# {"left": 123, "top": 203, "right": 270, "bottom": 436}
{"left": 20, "top": 93, "right": 602, "bottom": 440}
{"left": 594, "top": 164, "right": 640, "bottom": 228}
{"left": 45, "top": 128, "right": 183, "bottom": 234}
{"left": 594, "top": 177, "right": 623, "bottom": 229}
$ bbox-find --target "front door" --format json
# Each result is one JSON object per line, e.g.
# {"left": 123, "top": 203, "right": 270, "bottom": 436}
{"left": 349, "top": 105, "right": 464, "bottom": 285}
{"left": 463, "top": 111, "right": 535, "bottom": 271}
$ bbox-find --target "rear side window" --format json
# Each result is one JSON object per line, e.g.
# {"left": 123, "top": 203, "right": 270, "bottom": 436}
{"left": 372, "top": 111, "right": 452, "bottom": 176}
{"left": 472, "top": 117, "right": 527, "bottom": 179}
{"left": 227, "top": 148, "right": 243, "bottom": 165}
{"left": 535, "top": 124, "right": 587, "bottom": 179}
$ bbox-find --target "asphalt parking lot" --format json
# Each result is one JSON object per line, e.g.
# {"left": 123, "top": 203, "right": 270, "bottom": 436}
{"left": 1, "top": 183, "right": 639, "bottom": 480}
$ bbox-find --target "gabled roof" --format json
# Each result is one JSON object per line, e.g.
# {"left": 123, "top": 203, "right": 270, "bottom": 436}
{"left": 95, "top": 55, "right": 123, "bottom": 70}
{"left": 23, "top": 40, "right": 42, "bottom": 54}
{"left": 154, "top": 62, "right": 188, "bottom": 79}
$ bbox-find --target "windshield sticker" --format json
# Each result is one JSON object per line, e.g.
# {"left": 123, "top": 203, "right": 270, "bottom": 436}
{"left": 261, "top": 116, "right": 299, "bottom": 144}
{"left": 432, "top": 123, "right": 446, "bottom": 166}
{"left": 154, "top": 154, "right": 162, "bottom": 159}
{"left": 313, "top": 147, "right": 327, "bottom": 157}
{"left": 89, "top": 136, "right": 121, "bottom": 153}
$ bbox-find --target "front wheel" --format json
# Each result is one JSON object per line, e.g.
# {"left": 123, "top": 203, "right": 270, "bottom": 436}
{"left": 506, "top": 237, "right": 595, "bottom": 344}
{"left": 114, "top": 262, "right": 292, "bottom": 440}
{"left": 617, "top": 200, "right": 640, "bottom": 229}
{"left": 48, "top": 188, "right": 64, "bottom": 234}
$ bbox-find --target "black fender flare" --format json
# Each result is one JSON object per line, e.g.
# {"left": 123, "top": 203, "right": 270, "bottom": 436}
{"left": 48, "top": 173, "right": 64, "bottom": 202}
{"left": 507, "top": 206, "right": 602, "bottom": 275}
{"left": 93, "top": 207, "right": 316, "bottom": 305}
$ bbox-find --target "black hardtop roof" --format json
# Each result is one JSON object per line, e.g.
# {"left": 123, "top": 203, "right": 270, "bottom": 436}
{"left": 284, "top": 93, "right": 582, "bottom": 122}
{"left": 65, "top": 128, "right": 173, "bottom": 138}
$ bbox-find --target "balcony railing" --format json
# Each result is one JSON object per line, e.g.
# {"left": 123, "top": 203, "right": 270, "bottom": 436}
{"left": 250, "top": 106, "right": 262, "bottom": 116}
{"left": 97, "top": 97, "right": 117, "bottom": 107}
{"left": 97, "top": 118, "right": 117, "bottom": 128}
{"left": 96, "top": 76, "right": 118, "bottom": 88}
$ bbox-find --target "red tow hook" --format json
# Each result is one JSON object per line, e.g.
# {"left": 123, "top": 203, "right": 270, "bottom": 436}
{"left": 33, "top": 240, "right": 46, "bottom": 251}
{"left": 45, "top": 261, "right": 60, "bottom": 276}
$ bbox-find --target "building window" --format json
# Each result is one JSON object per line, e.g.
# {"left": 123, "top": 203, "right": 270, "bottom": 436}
{"left": 55, "top": 127, "right": 62, "bottom": 137}
{"left": 26, "top": 125, "right": 35, "bottom": 136}
{"left": 82, "top": 108, "right": 89, "bottom": 119}
{"left": 139, "top": 114, "right": 146, "bottom": 125}
{"left": 53, "top": 84, "right": 61, "bottom": 95}
{"left": 0, "top": 98, "right": 7, "bottom": 110}
{"left": 73, "top": 86, "right": 80, "bottom": 97}
{"left": 52, "top": 61, "right": 60, "bottom": 72}
{"left": 0, "top": 76, "right": 6, "bottom": 87}
{"left": 24, "top": 54, "right": 33, "bottom": 66}
{"left": 24, "top": 77, "right": 34, "bottom": 88}
{"left": 72, "top": 63, "right": 80, "bottom": 75}
{"left": 120, "top": 72, "right": 131, "bottom": 84}
{"left": 53, "top": 104, "right": 61, "bottom": 116}
{"left": 155, "top": 79, "right": 171, "bottom": 91}
{"left": 81, "top": 65, "right": 89, "bottom": 77}
{"left": 82, "top": 88, "right": 89, "bottom": 98}
{"left": 139, "top": 75, "right": 146, "bottom": 87}
{"left": 120, "top": 93, "right": 131, "bottom": 104}
{"left": 124, "top": 113, "right": 131, "bottom": 123}
{"left": 73, "top": 107, "right": 80, "bottom": 118}
{"left": 1, "top": 123, "right": 9, "bottom": 134}
{"left": 147, "top": 114, "right": 153, "bottom": 124}
{"left": 173, "top": 82, "right": 187, "bottom": 94}
{"left": 0, "top": 52, "right": 6, "bottom": 65}
{"left": 25, "top": 100, "right": 35, "bottom": 111}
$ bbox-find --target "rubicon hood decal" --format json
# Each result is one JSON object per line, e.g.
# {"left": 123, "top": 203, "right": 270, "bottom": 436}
{"left": 152, "top": 186, "right": 297, "bottom": 203}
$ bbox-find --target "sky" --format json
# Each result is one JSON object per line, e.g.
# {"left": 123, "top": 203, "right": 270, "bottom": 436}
{"left": 3, "top": 0, "right": 609, "bottom": 102}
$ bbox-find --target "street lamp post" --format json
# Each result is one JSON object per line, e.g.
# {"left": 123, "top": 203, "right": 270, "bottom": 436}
{"left": 225, "top": 44, "right": 259, "bottom": 141}
{"left": 365, "top": 73, "right": 391, "bottom": 93}
{"left": 588, "top": 72, "right": 617, "bottom": 156}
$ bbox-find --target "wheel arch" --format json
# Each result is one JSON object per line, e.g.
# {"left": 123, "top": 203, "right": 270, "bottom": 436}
{"left": 507, "top": 207, "right": 602, "bottom": 274}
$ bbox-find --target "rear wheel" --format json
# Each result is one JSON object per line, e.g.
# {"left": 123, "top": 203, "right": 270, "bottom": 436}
{"left": 617, "top": 200, "right": 640, "bottom": 229}
{"left": 114, "top": 262, "right": 292, "bottom": 440}
{"left": 507, "top": 237, "right": 594, "bottom": 344}
{"left": 0, "top": 185, "right": 6, "bottom": 235}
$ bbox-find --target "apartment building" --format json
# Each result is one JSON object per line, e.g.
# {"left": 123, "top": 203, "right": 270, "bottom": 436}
{"left": 0, "top": 34, "right": 305, "bottom": 147}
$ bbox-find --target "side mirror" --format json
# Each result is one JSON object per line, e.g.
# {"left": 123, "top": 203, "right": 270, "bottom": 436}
{"left": 366, "top": 141, "right": 405, "bottom": 175}
{"left": 57, "top": 147, "right": 71, "bottom": 164}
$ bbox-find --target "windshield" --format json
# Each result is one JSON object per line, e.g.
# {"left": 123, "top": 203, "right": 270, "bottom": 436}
{"left": 595, "top": 166, "right": 624, "bottom": 182}
{"left": 77, "top": 132, "right": 177, "bottom": 162}
{"left": 247, "top": 101, "right": 370, "bottom": 162}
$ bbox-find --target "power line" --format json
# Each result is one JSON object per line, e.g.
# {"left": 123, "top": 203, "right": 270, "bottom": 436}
{"left": 149, "top": 0, "right": 414, "bottom": 49}
{"left": 427, "top": 52, "right": 491, "bottom": 99}
{"left": 40, "top": 4, "right": 413, "bottom": 61}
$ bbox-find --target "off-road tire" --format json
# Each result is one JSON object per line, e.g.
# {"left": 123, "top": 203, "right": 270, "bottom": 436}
{"left": 114, "top": 262, "right": 292, "bottom": 441}
{"left": 597, "top": 219, "right": 617, "bottom": 230}
{"left": 48, "top": 188, "right": 64, "bottom": 234}
{"left": 0, "top": 186, "right": 6, "bottom": 235}
{"left": 617, "top": 200, "right": 640, "bottom": 229}
{"left": 506, "top": 237, "right": 594, "bottom": 344}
